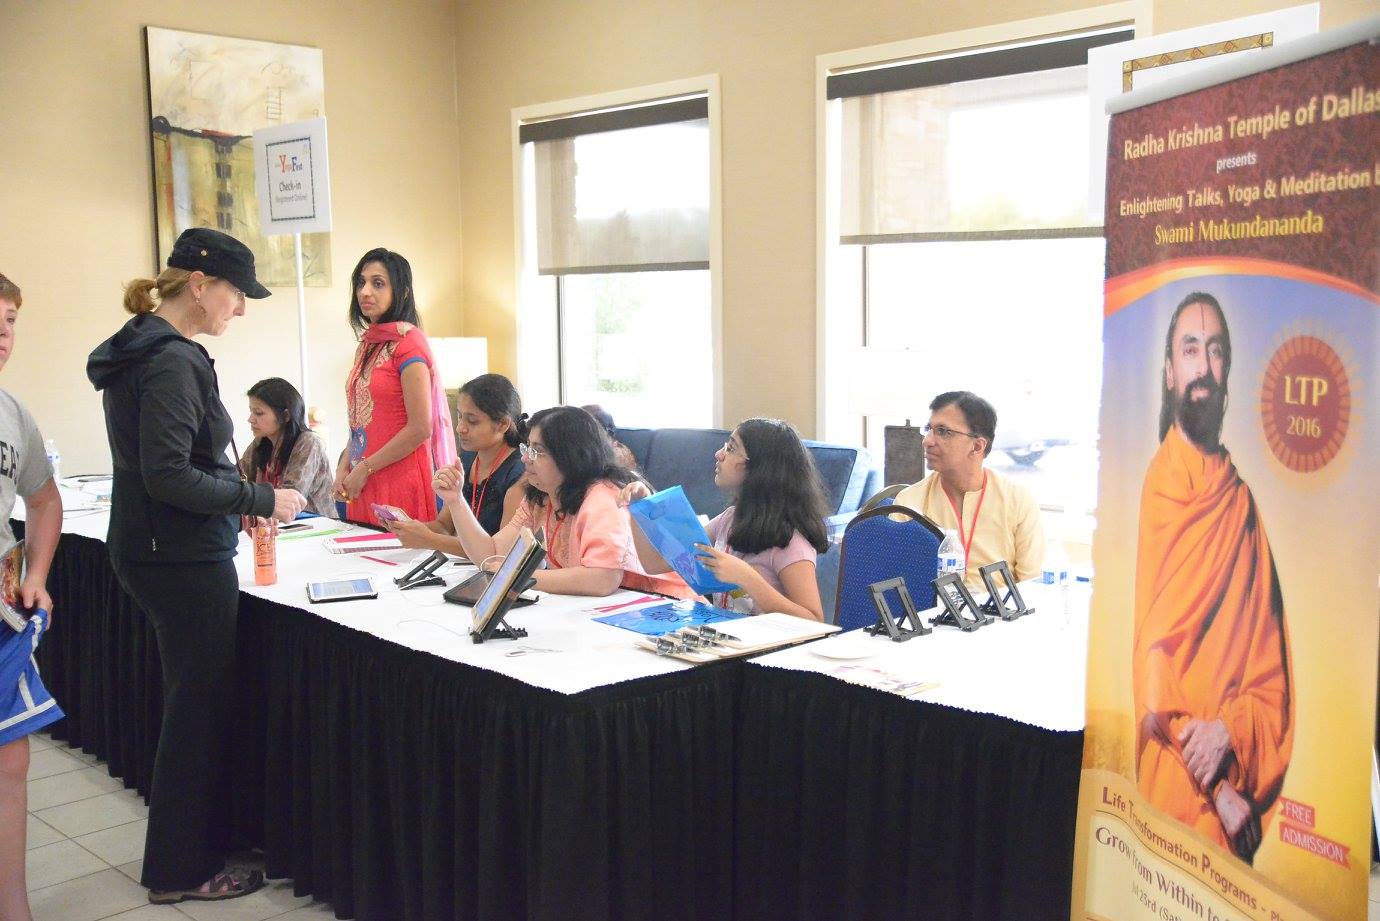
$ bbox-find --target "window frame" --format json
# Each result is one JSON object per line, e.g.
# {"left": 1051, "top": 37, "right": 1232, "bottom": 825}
{"left": 815, "top": 3, "right": 1150, "bottom": 444}
{"left": 512, "top": 75, "right": 723, "bottom": 424}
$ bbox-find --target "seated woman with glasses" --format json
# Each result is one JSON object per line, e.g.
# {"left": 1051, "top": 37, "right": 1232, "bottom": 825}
{"left": 892, "top": 390, "right": 1045, "bottom": 587}
{"left": 386, "top": 374, "right": 528, "bottom": 551}
{"left": 435, "top": 405, "right": 693, "bottom": 597}
{"left": 239, "top": 378, "right": 337, "bottom": 518}
{"left": 619, "top": 418, "right": 830, "bottom": 621}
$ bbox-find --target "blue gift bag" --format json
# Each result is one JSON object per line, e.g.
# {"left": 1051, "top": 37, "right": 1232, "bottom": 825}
{"left": 628, "top": 486, "right": 738, "bottom": 596}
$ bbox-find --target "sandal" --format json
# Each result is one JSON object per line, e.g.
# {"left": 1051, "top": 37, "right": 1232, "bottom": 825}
{"left": 148, "top": 869, "right": 265, "bottom": 904}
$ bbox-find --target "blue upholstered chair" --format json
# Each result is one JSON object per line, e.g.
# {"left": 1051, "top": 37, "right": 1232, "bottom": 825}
{"left": 833, "top": 505, "right": 943, "bottom": 632}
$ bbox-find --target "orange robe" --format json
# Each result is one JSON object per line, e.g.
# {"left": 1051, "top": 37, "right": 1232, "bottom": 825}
{"left": 1133, "top": 426, "right": 1293, "bottom": 852}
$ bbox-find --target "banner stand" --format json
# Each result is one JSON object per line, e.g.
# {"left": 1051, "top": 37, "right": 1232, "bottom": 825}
{"left": 294, "top": 232, "right": 309, "bottom": 406}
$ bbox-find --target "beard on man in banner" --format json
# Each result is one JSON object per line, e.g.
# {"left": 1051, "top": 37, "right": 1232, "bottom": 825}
{"left": 1133, "top": 290, "right": 1294, "bottom": 864}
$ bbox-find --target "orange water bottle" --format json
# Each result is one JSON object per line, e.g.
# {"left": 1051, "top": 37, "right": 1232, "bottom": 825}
{"left": 252, "top": 518, "right": 278, "bottom": 585}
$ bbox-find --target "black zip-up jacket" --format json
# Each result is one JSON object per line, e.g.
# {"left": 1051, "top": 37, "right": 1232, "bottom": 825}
{"left": 87, "top": 313, "right": 274, "bottom": 562}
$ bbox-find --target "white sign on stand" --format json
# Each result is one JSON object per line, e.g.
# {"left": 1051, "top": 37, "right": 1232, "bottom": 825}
{"left": 253, "top": 117, "right": 333, "bottom": 406}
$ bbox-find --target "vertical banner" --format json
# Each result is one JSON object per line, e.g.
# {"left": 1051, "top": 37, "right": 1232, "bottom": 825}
{"left": 1073, "top": 25, "right": 1379, "bottom": 921}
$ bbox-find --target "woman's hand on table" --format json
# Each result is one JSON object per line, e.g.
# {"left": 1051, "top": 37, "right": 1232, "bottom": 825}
{"left": 388, "top": 518, "right": 437, "bottom": 550}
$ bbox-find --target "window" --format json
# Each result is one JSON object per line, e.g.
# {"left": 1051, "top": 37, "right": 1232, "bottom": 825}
{"left": 829, "top": 26, "right": 1131, "bottom": 521}
{"left": 519, "top": 91, "right": 716, "bottom": 427}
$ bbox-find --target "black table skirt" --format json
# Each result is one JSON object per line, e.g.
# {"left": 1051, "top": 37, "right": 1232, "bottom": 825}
{"left": 733, "top": 665, "right": 1084, "bottom": 921}
{"left": 33, "top": 531, "right": 737, "bottom": 921}
{"left": 30, "top": 528, "right": 1086, "bottom": 920}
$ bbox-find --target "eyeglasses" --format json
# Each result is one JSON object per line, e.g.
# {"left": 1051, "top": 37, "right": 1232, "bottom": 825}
{"left": 923, "top": 423, "right": 979, "bottom": 441}
{"left": 519, "top": 442, "right": 548, "bottom": 462}
{"left": 721, "top": 440, "right": 749, "bottom": 461}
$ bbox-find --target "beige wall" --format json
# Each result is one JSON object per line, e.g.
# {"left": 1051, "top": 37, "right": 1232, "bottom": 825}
{"left": 454, "top": 0, "right": 1376, "bottom": 437}
{"left": 0, "top": 0, "right": 464, "bottom": 475}
{"left": 4, "top": 1, "right": 1374, "bottom": 477}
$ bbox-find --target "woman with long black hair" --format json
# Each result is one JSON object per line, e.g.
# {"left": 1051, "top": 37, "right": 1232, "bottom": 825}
{"left": 239, "top": 377, "right": 336, "bottom": 518}
{"left": 333, "top": 248, "right": 455, "bottom": 524}
{"left": 622, "top": 418, "right": 829, "bottom": 620}
{"left": 436, "top": 405, "right": 691, "bottom": 597}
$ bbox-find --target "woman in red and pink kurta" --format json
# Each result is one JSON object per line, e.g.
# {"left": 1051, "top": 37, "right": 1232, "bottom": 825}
{"left": 333, "top": 249, "right": 456, "bottom": 525}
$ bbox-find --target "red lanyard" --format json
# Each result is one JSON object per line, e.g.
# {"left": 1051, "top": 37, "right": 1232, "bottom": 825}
{"left": 943, "top": 472, "right": 988, "bottom": 566}
{"left": 469, "top": 446, "right": 511, "bottom": 520}
{"left": 543, "top": 503, "right": 565, "bottom": 568}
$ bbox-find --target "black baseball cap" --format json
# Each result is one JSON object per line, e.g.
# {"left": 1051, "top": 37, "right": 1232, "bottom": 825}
{"left": 167, "top": 227, "right": 271, "bottom": 299}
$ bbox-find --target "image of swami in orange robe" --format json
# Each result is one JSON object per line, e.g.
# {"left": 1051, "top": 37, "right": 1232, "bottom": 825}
{"left": 1133, "top": 292, "right": 1293, "bottom": 864}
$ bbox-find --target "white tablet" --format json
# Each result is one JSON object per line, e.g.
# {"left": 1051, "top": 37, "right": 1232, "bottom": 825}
{"left": 306, "top": 576, "right": 378, "bottom": 604}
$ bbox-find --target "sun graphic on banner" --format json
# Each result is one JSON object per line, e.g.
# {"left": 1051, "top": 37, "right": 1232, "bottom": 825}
{"left": 1259, "top": 330, "right": 1354, "bottom": 473}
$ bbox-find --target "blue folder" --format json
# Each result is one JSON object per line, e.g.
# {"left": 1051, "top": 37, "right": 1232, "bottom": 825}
{"left": 628, "top": 485, "right": 738, "bottom": 596}
{"left": 594, "top": 601, "right": 746, "bottom": 636}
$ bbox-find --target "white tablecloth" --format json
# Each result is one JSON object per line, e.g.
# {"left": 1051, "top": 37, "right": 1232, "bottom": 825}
{"left": 35, "top": 485, "right": 695, "bottom": 695}
{"left": 749, "top": 580, "right": 1089, "bottom": 731}
{"left": 35, "top": 486, "right": 1092, "bottom": 715}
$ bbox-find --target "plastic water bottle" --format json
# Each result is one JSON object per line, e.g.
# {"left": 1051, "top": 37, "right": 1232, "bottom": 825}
{"left": 1041, "top": 540, "right": 1070, "bottom": 586}
{"left": 937, "top": 529, "right": 965, "bottom": 579}
{"left": 43, "top": 439, "right": 60, "bottom": 482}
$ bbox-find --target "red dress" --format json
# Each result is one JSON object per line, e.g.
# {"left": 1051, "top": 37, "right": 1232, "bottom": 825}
{"left": 344, "top": 322, "right": 439, "bottom": 524}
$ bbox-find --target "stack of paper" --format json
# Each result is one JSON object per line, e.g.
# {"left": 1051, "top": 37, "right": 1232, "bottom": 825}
{"left": 324, "top": 531, "right": 403, "bottom": 554}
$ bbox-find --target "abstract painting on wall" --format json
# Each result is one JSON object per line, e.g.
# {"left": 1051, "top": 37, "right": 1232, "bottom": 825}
{"left": 144, "top": 27, "right": 330, "bottom": 286}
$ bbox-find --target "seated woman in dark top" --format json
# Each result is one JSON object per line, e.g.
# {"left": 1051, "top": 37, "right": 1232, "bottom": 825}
{"left": 388, "top": 373, "right": 526, "bottom": 548}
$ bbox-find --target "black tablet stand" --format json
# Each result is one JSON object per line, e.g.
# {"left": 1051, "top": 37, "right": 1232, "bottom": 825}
{"left": 395, "top": 550, "right": 448, "bottom": 590}
{"left": 865, "top": 577, "right": 930, "bottom": 641}
{"left": 472, "top": 577, "right": 536, "bottom": 643}
{"left": 930, "top": 572, "right": 989, "bottom": 631}
{"left": 978, "top": 560, "right": 1034, "bottom": 621}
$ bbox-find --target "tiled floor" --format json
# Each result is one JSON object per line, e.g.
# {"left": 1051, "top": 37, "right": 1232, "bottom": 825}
{"left": 22, "top": 732, "right": 336, "bottom": 921}
{"left": 20, "top": 728, "right": 1380, "bottom": 919}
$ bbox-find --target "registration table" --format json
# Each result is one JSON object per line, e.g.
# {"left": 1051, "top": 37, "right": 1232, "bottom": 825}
{"left": 30, "top": 491, "right": 736, "bottom": 921}
{"left": 25, "top": 487, "right": 1088, "bottom": 920}
{"left": 733, "top": 582, "right": 1088, "bottom": 921}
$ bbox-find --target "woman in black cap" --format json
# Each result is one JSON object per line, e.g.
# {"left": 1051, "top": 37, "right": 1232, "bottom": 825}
{"left": 87, "top": 227, "right": 306, "bottom": 905}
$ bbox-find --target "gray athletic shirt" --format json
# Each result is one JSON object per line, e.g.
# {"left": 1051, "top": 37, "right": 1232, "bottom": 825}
{"left": 0, "top": 388, "right": 54, "bottom": 550}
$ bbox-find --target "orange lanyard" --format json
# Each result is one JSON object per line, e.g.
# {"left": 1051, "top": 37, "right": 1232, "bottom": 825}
{"left": 543, "top": 503, "right": 565, "bottom": 568}
{"left": 468, "top": 447, "right": 511, "bottom": 520}
{"left": 943, "top": 472, "right": 988, "bottom": 566}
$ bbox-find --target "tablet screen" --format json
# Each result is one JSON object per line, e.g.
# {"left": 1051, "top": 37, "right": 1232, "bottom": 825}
{"left": 472, "top": 529, "right": 536, "bottom": 632}
{"left": 308, "top": 578, "right": 376, "bottom": 601}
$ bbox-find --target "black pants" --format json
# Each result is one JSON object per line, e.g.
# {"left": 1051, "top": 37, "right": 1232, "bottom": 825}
{"left": 111, "top": 556, "right": 239, "bottom": 891}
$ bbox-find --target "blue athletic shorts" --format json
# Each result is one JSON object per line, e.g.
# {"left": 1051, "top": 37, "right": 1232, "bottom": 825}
{"left": 0, "top": 610, "right": 63, "bottom": 747}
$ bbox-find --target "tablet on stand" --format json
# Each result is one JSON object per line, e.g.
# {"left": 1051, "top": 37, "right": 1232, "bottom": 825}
{"left": 470, "top": 527, "right": 547, "bottom": 643}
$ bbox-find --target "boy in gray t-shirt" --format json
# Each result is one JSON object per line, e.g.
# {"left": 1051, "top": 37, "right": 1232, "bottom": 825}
{"left": 0, "top": 272, "right": 64, "bottom": 917}
{"left": 0, "top": 388, "right": 54, "bottom": 549}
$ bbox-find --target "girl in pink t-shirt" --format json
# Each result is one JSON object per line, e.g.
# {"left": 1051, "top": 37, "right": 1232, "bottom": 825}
{"left": 623, "top": 418, "right": 831, "bottom": 620}
{"left": 438, "top": 405, "right": 693, "bottom": 599}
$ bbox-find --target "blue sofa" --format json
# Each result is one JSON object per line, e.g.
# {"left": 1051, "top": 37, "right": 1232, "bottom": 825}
{"left": 615, "top": 426, "right": 881, "bottom": 622}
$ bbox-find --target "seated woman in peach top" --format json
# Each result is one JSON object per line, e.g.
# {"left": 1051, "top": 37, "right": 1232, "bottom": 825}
{"left": 437, "top": 405, "right": 692, "bottom": 598}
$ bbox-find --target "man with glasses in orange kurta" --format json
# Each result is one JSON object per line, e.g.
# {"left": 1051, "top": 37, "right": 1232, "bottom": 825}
{"left": 1134, "top": 292, "right": 1293, "bottom": 863}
